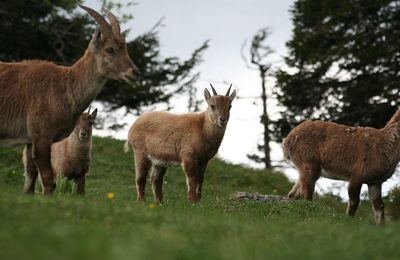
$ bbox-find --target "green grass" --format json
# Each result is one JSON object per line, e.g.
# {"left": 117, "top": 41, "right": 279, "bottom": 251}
{"left": 0, "top": 137, "right": 399, "bottom": 260}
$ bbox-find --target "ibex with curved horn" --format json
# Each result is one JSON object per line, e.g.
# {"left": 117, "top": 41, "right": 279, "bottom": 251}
{"left": 125, "top": 84, "right": 236, "bottom": 202}
{"left": 0, "top": 5, "right": 140, "bottom": 194}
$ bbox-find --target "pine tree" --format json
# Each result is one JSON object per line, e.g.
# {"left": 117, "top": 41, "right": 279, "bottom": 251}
{"left": 275, "top": 0, "right": 400, "bottom": 141}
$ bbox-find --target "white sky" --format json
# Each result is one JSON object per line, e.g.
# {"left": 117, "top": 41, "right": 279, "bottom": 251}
{"left": 83, "top": 0, "right": 400, "bottom": 200}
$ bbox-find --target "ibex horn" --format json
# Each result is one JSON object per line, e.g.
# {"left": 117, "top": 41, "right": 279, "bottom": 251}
{"left": 209, "top": 83, "right": 218, "bottom": 96}
{"left": 79, "top": 5, "right": 113, "bottom": 38}
{"left": 226, "top": 84, "right": 232, "bottom": 96}
{"left": 102, "top": 8, "right": 121, "bottom": 38}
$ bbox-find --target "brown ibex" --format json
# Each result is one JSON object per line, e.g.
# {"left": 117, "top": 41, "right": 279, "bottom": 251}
{"left": 125, "top": 84, "right": 236, "bottom": 203}
{"left": 23, "top": 109, "right": 97, "bottom": 195}
{"left": 283, "top": 110, "right": 400, "bottom": 224}
{"left": 0, "top": 5, "right": 140, "bottom": 194}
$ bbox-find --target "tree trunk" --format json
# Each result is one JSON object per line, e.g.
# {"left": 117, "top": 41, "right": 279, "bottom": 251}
{"left": 260, "top": 67, "right": 272, "bottom": 169}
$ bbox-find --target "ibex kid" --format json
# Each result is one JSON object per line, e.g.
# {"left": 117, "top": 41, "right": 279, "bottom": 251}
{"left": 125, "top": 84, "right": 236, "bottom": 203}
{"left": 23, "top": 109, "right": 97, "bottom": 194}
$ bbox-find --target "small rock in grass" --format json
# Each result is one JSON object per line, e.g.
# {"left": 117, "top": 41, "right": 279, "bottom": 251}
{"left": 233, "top": 191, "right": 290, "bottom": 202}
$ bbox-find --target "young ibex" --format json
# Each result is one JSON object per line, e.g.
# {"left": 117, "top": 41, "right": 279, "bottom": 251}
{"left": 125, "top": 84, "right": 236, "bottom": 203}
{"left": 0, "top": 5, "right": 139, "bottom": 194}
{"left": 283, "top": 110, "right": 400, "bottom": 224}
{"left": 23, "top": 109, "right": 97, "bottom": 195}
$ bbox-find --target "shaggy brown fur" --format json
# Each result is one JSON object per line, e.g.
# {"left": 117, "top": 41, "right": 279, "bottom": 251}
{"left": 0, "top": 6, "right": 139, "bottom": 194}
{"left": 23, "top": 110, "right": 96, "bottom": 194}
{"left": 125, "top": 84, "right": 236, "bottom": 203}
{"left": 283, "top": 110, "right": 400, "bottom": 224}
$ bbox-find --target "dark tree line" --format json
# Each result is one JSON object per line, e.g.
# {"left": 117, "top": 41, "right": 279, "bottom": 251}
{"left": 0, "top": 0, "right": 89, "bottom": 64}
{"left": 275, "top": 0, "right": 400, "bottom": 141}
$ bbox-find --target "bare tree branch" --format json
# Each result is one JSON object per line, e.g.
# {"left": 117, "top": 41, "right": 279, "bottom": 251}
{"left": 242, "top": 27, "right": 275, "bottom": 169}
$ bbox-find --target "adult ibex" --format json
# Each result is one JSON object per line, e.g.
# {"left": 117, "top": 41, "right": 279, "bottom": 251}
{"left": 0, "top": 5, "right": 140, "bottom": 194}
{"left": 283, "top": 110, "right": 400, "bottom": 224}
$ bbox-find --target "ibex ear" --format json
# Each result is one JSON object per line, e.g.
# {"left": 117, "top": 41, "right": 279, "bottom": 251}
{"left": 230, "top": 89, "right": 237, "bottom": 101}
{"left": 121, "top": 29, "right": 129, "bottom": 38}
{"left": 204, "top": 88, "right": 211, "bottom": 104}
{"left": 91, "top": 108, "right": 98, "bottom": 119}
{"left": 90, "top": 27, "right": 102, "bottom": 48}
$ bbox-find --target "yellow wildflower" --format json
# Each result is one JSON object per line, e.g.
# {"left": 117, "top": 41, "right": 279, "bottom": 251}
{"left": 107, "top": 192, "right": 115, "bottom": 200}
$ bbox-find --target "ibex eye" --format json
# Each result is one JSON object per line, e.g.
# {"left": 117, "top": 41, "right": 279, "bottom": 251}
{"left": 105, "top": 47, "right": 115, "bottom": 55}
{"left": 211, "top": 105, "right": 215, "bottom": 110}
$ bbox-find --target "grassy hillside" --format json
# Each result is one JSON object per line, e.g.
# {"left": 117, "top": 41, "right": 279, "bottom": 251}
{"left": 0, "top": 137, "right": 399, "bottom": 260}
